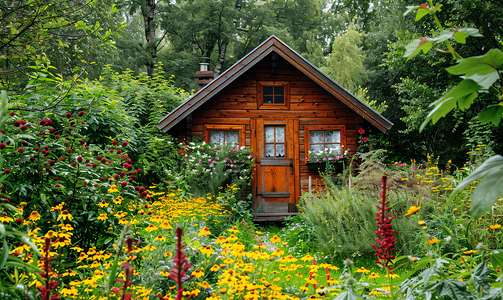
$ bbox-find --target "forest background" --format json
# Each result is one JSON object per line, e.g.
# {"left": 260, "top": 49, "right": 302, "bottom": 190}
{"left": 2, "top": 0, "right": 502, "bottom": 166}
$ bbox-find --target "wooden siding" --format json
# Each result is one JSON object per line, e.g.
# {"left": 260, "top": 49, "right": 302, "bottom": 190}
{"left": 173, "top": 55, "right": 361, "bottom": 203}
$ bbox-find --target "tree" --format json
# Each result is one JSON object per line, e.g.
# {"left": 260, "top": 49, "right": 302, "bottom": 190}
{"left": 321, "top": 24, "right": 366, "bottom": 94}
{"left": 404, "top": 0, "right": 503, "bottom": 218}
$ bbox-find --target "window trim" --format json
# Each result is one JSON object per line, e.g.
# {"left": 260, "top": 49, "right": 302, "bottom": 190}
{"left": 304, "top": 125, "right": 346, "bottom": 161}
{"left": 203, "top": 124, "right": 246, "bottom": 147}
{"left": 257, "top": 81, "right": 290, "bottom": 110}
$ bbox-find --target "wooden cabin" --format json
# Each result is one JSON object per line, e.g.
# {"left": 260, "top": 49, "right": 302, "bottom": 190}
{"left": 157, "top": 36, "right": 392, "bottom": 221}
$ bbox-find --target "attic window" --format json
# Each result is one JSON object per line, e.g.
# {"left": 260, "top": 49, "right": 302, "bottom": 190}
{"left": 263, "top": 87, "right": 284, "bottom": 104}
{"left": 258, "top": 81, "right": 290, "bottom": 109}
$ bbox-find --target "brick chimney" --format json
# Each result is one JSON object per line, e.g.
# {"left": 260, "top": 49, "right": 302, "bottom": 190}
{"left": 195, "top": 57, "right": 214, "bottom": 91}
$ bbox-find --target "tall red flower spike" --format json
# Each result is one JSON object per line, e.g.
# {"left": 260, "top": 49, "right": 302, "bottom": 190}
{"left": 168, "top": 227, "right": 194, "bottom": 300}
{"left": 371, "top": 175, "right": 396, "bottom": 270}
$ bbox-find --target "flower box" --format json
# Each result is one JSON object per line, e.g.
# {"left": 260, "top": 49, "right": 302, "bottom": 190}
{"left": 307, "top": 161, "right": 344, "bottom": 171}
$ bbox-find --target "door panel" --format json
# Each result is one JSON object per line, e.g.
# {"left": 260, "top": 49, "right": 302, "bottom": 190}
{"left": 255, "top": 119, "right": 295, "bottom": 213}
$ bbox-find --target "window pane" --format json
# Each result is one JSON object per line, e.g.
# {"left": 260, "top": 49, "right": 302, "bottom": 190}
{"left": 210, "top": 130, "right": 224, "bottom": 144}
{"left": 226, "top": 131, "right": 239, "bottom": 144}
{"left": 265, "top": 144, "right": 274, "bottom": 157}
{"left": 275, "top": 95, "right": 284, "bottom": 103}
{"left": 274, "top": 87, "right": 284, "bottom": 95}
{"left": 275, "top": 126, "right": 284, "bottom": 143}
{"left": 276, "top": 144, "right": 285, "bottom": 157}
{"left": 325, "top": 130, "right": 341, "bottom": 143}
{"left": 310, "top": 144, "right": 324, "bottom": 155}
{"left": 263, "top": 96, "right": 274, "bottom": 104}
{"left": 310, "top": 130, "right": 323, "bottom": 144}
{"left": 326, "top": 144, "right": 341, "bottom": 154}
{"left": 265, "top": 126, "right": 274, "bottom": 143}
{"left": 263, "top": 87, "right": 274, "bottom": 95}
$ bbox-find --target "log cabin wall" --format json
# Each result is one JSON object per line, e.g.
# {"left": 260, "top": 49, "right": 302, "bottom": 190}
{"left": 171, "top": 55, "right": 361, "bottom": 205}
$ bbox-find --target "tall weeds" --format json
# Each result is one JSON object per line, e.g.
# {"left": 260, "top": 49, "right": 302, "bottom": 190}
{"left": 298, "top": 186, "right": 419, "bottom": 259}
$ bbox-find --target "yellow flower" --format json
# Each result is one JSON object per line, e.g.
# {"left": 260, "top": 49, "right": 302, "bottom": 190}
{"left": 227, "top": 226, "right": 240, "bottom": 233}
{"left": 404, "top": 206, "right": 421, "bottom": 216}
{"left": 28, "top": 211, "right": 41, "bottom": 221}
{"left": 387, "top": 273, "right": 400, "bottom": 279}
{"left": 255, "top": 231, "right": 263, "bottom": 235}
{"left": 192, "top": 269, "right": 204, "bottom": 278}
{"left": 57, "top": 210, "right": 73, "bottom": 222}
{"left": 97, "top": 214, "right": 108, "bottom": 221}
{"left": 145, "top": 224, "right": 158, "bottom": 232}
{"left": 489, "top": 224, "right": 501, "bottom": 230}
{"left": 355, "top": 267, "right": 370, "bottom": 274}
{"left": 215, "top": 236, "right": 226, "bottom": 243}
{"left": 270, "top": 235, "right": 281, "bottom": 243}
{"left": 368, "top": 272, "right": 381, "bottom": 279}
{"left": 108, "top": 185, "right": 119, "bottom": 193}
{"left": 97, "top": 200, "right": 109, "bottom": 208}
{"left": 198, "top": 227, "right": 212, "bottom": 236}
{"left": 426, "top": 238, "right": 440, "bottom": 245}
{"left": 210, "top": 265, "right": 220, "bottom": 272}
{"left": 159, "top": 221, "right": 173, "bottom": 230}
{"left": 271, "top": 248, "right": 284, "bottom": 257}
{"left": 301, "top": 254, "right": 314, "bottom": 262}
{"left": 199, "top": 245, "right": 215, "bottom": 257}
{"left": 401, "top": 178, "right": 409, "bottom": 181}
{"left": 154, "top": 235, "right": 166, "bottom": 241}
{"left": 418, "top": 221, "right": 425, "bottom": 226}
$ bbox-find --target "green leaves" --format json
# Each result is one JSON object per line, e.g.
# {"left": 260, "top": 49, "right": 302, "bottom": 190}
{"left": 420, "top": 49, "right": 503, "bottom": 131}
{"left": 479, "top": 105, "right": 503, "bottom": 126}
{"left": 404, "top": 38, "right": 432, "bottom": 61}
{"left": 450, "top": 155, "right": 503, "bottom": 218}
{"left": 420, "top": 79, "right": 481, "bottom": 131}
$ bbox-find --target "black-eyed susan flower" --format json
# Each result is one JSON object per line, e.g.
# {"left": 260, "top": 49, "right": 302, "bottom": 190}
{"left": 57, "top": 210, "right": 73, "bottom": 222}
{"left": 145, "top": 224, "right": 158, "bottom": 232}
{"left": 355, "top": 267, "right": 370, "bottom": 274}
{"left": 198, "top": 226, "right": 212, "bottom": 236}
{"left": 270, "top": 235, "right": 281, "bottom": 243}
{"left": 489, "top": 224, "right": 501, "bottom": 230}
{"left": 28, "top": 211, "right": 41, "bottom": 221}
{"left": 97, "top": 214, "right": 108, "bottom": 221}
{"left": 368, "top": 272, "right": 381, "bottom": 279}
{"left": 301, "top": 254, "right": 314, "bottom": 262}
{"left": 199, "top": 245, "right": 215, "bottom": 256}
{"left": 159, "top": 221, "right": 173, "bottom": 230}
{"left": 228, "top": 226, "right": 240, "bottom": 233}
{"left": 192, "top": 269, "right": 204, "bottom": 278}
{"left": 210, "top": 264, "right": 221, "bottom": 272}
{"left": 97, "top": 200, "right": 109, "bottom": 208}
{"left": 154, "top": 234, "right": 166, "bottom": 241}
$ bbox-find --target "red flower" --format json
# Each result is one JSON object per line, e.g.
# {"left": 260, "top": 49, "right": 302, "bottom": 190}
{"left": 15, "top": 218, "right": 22, "bottom": 225}
{"left": 60, "top": 158, "right": 65, "bottom": 161}
{"left": 100, "top": 158, "right": 106, "bottom": 163}
{"left": 77, "top": 156, "right": 83, "bottom": 162}
{"left": 358, "top": 128, "right": 365, "bottom": 135}
{"left": 371, "top": 175, "right": 396, "bottom": 270}
{"left": 67, "top": 149, "right": 72, "bottom": 153}
{"left": 17, "top": 148, "right": 24, "bottom": 153}
{"left": 78, "top": 111, "right": 84, "bottom": 117}
{"left": 55, "top": 135, "right": 60, "bottom": 139}
{"left": 66, "top": 113, "right": 72, "bottom": 118}
{"left": 79, "top": 139, "right": 85, "bottom": 145}
{"left": 121, "top": 182, "right": 127, "bottom": 187}
{"left": 112, "top": 141, "right": 118, "bottom": 146}
{"left": 9, "top": 112, "right": 15, "bottom": 116}
{"left": 121, "top": 142, "right": 128, "bottom": 147}
{"left": 92, "top": 164, "right": 97, "bottom": 168}
{"left": 55, "top": 184, "right": 61, "bottom": 188}
{"left": 114, "top": 174, "right": 120, "bottom": 180}
{"left": 71, "top": 163, "right": 77, "bottom": 167}
{"left": 0, "top": 143, "right": 6, "bottom": 149}
{"left": 49, "top": 128, "right": 55, "bottom": 133}
{"left": 20, "top": 125, "right": 28, "bottom": 131}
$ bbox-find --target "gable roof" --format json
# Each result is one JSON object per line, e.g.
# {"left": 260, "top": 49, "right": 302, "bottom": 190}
{"left": 157, "top": 35, "right": 393, "bottom": 133}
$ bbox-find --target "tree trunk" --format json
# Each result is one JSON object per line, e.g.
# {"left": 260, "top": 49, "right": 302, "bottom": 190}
{"left": 214, "top": 42, "right": 227, "bottom": 77}
{"left": 143, "top": 0, "right": 157, "bottom": 77}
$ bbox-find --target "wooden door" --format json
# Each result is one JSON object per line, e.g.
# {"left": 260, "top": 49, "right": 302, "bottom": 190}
{"left": 254, "top": 119, "right": 296, "bottom": 213}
